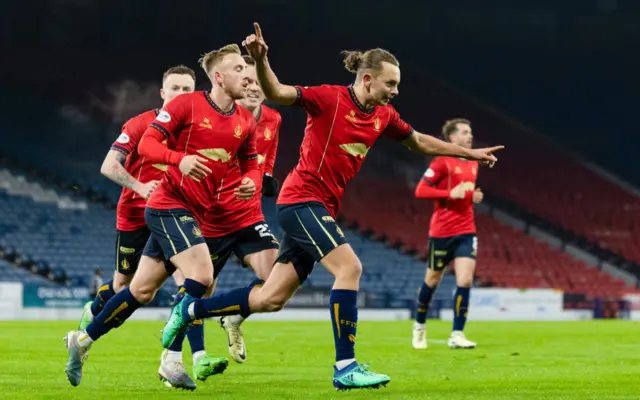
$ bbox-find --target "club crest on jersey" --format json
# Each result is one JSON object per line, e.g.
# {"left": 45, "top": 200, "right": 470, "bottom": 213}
{"left": 264, "top": 127, "right": 272, "bottom": 141}
{"left": 374, "top": 117, "right": 381, "bottom": 132}
{"left": 257, "top": 154, "right": 266, "bottom": 165}
{"left": 234, "top": 124, "right": 243, "bottom": 139}
{"left": 345, "top": 110, "right": 358, "bottom": 123}
{"left": 339, "top": 143, "right": 369, "bottom": 159}
{"left": 156, "top": 110, "right": 171, "bottom": 123}
{"left": 200, "top": 118, "right": 212, "bottom": 129}
{"left": 197, "top": 148, "right": 232, "bottom": 163}
{"left": 454, "top": 166, "right": 462, "bottom": 174}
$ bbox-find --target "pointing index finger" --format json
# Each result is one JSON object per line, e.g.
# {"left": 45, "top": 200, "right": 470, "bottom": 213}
{"left": 254, "top": 22, "right": 263, "bottom": 38}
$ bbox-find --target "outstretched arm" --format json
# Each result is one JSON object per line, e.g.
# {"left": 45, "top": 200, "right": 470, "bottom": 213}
{"left": 383, "top": 108, "right": 503, "bottom": 164}
{"left": 243, "top": 22, "right": 298, "bottom": 105}
{"left": 403, "top": 131, "right": 503, "bottom": 164}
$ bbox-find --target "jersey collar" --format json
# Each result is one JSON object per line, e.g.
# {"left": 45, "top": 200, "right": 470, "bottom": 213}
{"left": 204, "top": 91, "right": 236, "bottom": 116}
{"left": 347, "top": 85, "right": 375, "bottom": 114}
{"left": 254, "top": 104, "right": 263, "bottom": 122}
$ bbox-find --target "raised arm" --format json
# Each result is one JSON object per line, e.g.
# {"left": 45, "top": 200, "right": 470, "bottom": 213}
{"left": 243, "top": 23, "right": 298, "bottom": 105}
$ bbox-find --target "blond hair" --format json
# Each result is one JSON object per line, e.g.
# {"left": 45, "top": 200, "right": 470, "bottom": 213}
{"left": 441, "top": 118, "right": 471, "bottom": 141}
{"left": 199, "top": 44, "right": 242, "bottom": 75}
{"left": 341, "top": 48, "right": 399, "bottom": 78}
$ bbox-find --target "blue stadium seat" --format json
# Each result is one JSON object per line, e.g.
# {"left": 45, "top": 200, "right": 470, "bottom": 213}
{"left": 0, "top": 182, "right": 453, "bottom": 306}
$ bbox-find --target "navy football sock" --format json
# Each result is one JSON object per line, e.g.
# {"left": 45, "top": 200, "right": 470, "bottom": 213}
{"left": 330, "top": 289, "right": 358, "bottom": 362}
{"left": 90, "top": 279, "right": 116, "bottom": 317}
{"left": 169, "top": 280, "right": 208, "bottom": 352}
{"left": 453, "top": 286, "right": 471, "bottom": 331}
{"left": 191, "top": 286, "right": 252, "bottom": 320}
{"left": 415, "top": 282, "right": 436, "bottom": 324}
{"left": 186, "top": 319, "right": 205, "bottom": 354}
{"left": 183, "top": 278, "right": 208, "bottom": 299}
{"left": 85, "top": 287, "right": 141, "bottom": 341}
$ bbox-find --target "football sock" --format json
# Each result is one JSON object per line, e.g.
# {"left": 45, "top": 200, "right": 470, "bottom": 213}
{"left": 453, "top": 286, "right": 470, "bottom": 331}
{"left": 90, "top": 279, "right": 115, "bottom": 317}
{"left": 85, "top": 287, "right": 141, "bottom": 341}
{"left": 330, "top": 289, "right": 358, "bottom": 364}
{"left": 416, "top": 282, "right": 436, "bottom": 324}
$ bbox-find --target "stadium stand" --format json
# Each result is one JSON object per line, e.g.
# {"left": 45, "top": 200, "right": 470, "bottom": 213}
{"left": 342, "top": 178, "right": 637, "bottom": 299}
{"left": 0, "top": 161, "right": 462, "bottom": 308}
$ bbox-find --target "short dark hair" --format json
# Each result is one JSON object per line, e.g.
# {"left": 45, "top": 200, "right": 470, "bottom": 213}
{"left": 162, "top": 65, "right": 196, "bottom": 82}
{"left": 441, "top": 118, "right": 471, "bottom": 141}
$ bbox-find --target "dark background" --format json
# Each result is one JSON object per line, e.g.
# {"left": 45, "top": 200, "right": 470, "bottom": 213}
{"left": 1, "top": 0, "right": 637, "bottom": 186}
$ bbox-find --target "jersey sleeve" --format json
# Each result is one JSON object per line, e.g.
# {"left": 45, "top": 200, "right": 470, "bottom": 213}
{"left": 263, "top": 113, "right": 281, "bottom": 175}
{"left": 293, "top": 85, "right": 333, "bottom": 116}
{"left": 149, "top": 94, "right": 189, "bottom": 139}
{"left": 421, "top": 157, "right": 447, "bottom": 186}
{"left": 382, "top": 106, "right": 414, "bottom": 142}
{"left": 111, "top": 117, "right": 145, "bottom": 156}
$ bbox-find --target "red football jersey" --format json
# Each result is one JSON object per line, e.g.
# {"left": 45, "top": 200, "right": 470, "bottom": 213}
{"left": 111, "top": 109, "right": 166, "bottom": 231}
{"left": 277, "top": 85, "right": 413, "bottom": 217}
{"left": 201, "top": 105, "right": 281, "bottom": 237}
{"left": 144, "top": 91, "right": 258, "bottom": 223}
{"left": 423, "top": 156, "right": 479, "bottom": 237}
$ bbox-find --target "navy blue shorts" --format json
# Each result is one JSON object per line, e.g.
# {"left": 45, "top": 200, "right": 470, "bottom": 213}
{"left": 206, "top": 221, "right": 279, "bottom": 279}
{"left": 427, "top": 233, "right": 477, "bottom": 271}
{"left": 276, "top": 202, "right": 347, "bottom": 283}
{"left": 115, "top": 227, "right": 151, "bottom": 275}
{"left": 142, "top": 208, "right": 206, "bottom": 264}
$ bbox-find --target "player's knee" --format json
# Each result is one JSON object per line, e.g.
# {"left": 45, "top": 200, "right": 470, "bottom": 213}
{"left": 260, "top": 290, "right": 287, "bottom": 312}
{"left": 113, "top": 273, "right": 132, "bottom": 293}
{"left": 112, "top": 278, "right": 129, "bottom": 293}
{"left": 333, "top": 260, "right": 363, "bottom": 283}
{"left": 183, "top": 264, "right": 214, "bottom": 288}
{"left": 130, "top": 284, "right": 157, "bottom": 305}
{"left": 456, "top": 276, "right": 473, "bottom": 288}
{"left": 426, "top": 270, "right": 444, "bottom": 287}
{"left": 194, "top": 274, "right": 214, "bottom": 289}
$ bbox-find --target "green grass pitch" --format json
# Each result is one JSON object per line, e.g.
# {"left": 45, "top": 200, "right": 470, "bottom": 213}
{"left": 1, "top": 320, "right": 639, "bottom": 399}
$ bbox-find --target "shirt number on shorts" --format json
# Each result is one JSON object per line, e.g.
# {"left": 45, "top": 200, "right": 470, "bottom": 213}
{"left": 254, "top": 223, "right": 274, "bottom": 239}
